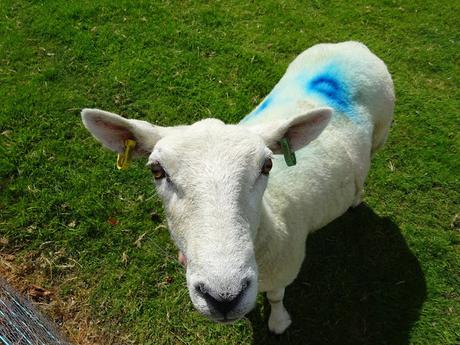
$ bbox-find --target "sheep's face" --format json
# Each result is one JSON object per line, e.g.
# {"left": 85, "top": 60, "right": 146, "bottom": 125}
{"left": 81, "top": 107, "right": 331, "bottom": 323}
{"left": 148, "top": 119, "right": 267, "bottom": 322}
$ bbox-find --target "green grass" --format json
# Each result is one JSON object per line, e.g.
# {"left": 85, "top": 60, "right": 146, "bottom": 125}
{"left": 1, "top": 0, "right": 459, "bottom": 344}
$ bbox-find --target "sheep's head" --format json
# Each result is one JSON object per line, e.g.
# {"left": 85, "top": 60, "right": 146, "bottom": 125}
{"left": 81, "top": 108, "right": 331, "bottom": 322}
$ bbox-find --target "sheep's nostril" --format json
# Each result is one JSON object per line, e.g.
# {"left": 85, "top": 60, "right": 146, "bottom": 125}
{"left": 194, "top": 282, "right": 208, "bottom": 296}
{"left": 194, "top": 280, "right": 251, "bottom": 317}
{"left": 241, "top": 278, "right": 250, "bottom": 292}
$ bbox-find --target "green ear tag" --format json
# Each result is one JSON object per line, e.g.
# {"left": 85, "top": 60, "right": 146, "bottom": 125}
{"left": 116, "top": 139, "right": 137, "bottom": 170}
{"left": 280, "top": 137, "right": 296, "bottom": 167}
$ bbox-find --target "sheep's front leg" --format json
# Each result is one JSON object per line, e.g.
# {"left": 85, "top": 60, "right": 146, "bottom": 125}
{"left": 267, "top": 288, "right": 291, "bottom": 334}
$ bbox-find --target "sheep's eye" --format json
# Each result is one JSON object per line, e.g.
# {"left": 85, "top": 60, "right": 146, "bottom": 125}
{"left": 150, "top": 163, "right": 166, "bottom": 180}
{"left": 261, "top": 158, "right": 273, "bottom": 175}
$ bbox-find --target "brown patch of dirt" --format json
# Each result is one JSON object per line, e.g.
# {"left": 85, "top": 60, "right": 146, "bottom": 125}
{"left": 0, "top": 253, "right": 126, "bottom": 345}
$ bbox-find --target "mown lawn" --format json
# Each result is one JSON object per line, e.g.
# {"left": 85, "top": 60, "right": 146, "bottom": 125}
{"left": 0, "top": 1, "right": 459, "bottom": 344}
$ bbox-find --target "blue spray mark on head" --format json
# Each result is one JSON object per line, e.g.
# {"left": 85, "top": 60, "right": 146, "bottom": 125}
{"left": 306, "top": 64, "right": 353, "bottom": 116}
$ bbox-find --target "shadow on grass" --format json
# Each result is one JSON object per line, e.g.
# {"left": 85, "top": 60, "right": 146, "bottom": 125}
{"left": 248, "top": 204, "right": 426, "bottom": 345}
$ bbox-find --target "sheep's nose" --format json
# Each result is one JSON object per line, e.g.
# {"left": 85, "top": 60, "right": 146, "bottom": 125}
{"left": 194, "top": 280, "right": 251, "bottom": 317}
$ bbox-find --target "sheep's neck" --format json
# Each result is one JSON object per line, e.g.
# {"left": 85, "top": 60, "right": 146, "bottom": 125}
{"left": 253, "top": 195, "right": 290, "bottom": 290}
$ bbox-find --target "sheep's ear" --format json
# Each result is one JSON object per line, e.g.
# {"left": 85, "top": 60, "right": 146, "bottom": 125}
{"left": 81, "top": 108, "right": 166, "bottom": 156}
{"left": 249, "top": 107, "right": 332, "bottom": 154}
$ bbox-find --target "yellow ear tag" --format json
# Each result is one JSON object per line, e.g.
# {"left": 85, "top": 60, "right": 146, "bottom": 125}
{"left": 116, "top": 139, "right": 137, "bottom": 170}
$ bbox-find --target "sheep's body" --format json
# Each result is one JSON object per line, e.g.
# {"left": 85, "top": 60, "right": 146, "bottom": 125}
{"left": 242, "top": 41, "right": 395, "bottom": 293}
{"left": 81, "top": 41, "right": 394, "bottom": 334}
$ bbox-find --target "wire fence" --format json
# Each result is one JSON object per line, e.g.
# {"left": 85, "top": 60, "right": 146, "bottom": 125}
{"left": 0, "top": 278, "right": 70, "bottom": 345}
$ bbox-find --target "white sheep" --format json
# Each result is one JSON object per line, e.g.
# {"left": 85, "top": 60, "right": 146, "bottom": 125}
{"left": 81, "top": 41, "right": 394, "bottom": 334}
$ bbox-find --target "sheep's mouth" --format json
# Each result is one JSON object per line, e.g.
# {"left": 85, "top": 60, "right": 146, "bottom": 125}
{"left": 199, "top": 308, "right": 246, "bottom": 324}
{"left": 214, "top": 317, "right": 241, "bottom": 324}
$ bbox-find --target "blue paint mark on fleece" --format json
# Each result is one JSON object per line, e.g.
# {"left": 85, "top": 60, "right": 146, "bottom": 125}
{"left": 256, "top": 95, "right": 273, "bottom": 114}
{"left": 241, "top": 62, "right": 357, "bottom": 124}
{"left": 240, "top": 94, "right": 273, "bottom": 123}
{"left": 305, "top": 64, "right": 352, "bottom": 115}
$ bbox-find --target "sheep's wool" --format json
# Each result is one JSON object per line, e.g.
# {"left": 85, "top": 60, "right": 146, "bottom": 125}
{"left": 81, "top": 41, "right": 395, "bottom": 334}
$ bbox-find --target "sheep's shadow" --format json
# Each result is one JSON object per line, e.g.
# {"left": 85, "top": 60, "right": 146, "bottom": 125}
{"left": 248, "top": 203, "right": 426, "bottom": 345}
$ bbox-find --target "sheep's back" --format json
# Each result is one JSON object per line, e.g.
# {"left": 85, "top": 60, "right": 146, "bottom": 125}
{"left": 241, "top": 41, "right": 395, "bottom": 152}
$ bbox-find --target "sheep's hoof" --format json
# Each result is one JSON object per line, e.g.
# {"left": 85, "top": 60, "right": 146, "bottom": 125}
{"left": 268, "top": 308, "right": 292, "bottom": 334}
